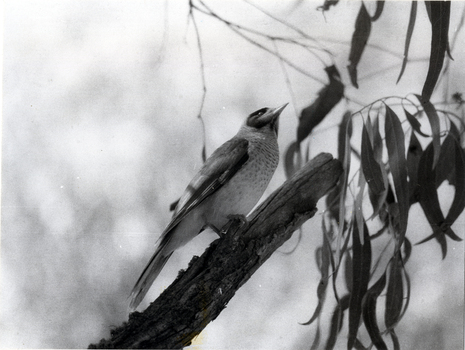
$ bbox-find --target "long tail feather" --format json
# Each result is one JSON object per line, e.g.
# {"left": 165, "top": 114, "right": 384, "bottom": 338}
{"left": 129, "top": 247, "right": 173, "bottom": 312}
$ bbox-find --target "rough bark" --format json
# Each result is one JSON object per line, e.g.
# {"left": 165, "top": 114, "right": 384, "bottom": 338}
{"left": 89, "top": 152, "right": 343, "bottom": 349}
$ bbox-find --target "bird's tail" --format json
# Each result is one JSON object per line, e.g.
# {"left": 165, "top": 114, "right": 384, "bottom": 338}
{"left": 129, "top": 245, "right": 173, "bottom": 312}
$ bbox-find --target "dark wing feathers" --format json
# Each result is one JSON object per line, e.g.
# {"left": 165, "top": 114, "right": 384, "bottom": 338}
{"left": 164, "top": 137, "right": 249, "bottom": 234}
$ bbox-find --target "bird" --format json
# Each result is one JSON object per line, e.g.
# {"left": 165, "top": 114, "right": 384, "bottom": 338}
{"left": 129, "top": 103, "right": 288, "bottom": 311}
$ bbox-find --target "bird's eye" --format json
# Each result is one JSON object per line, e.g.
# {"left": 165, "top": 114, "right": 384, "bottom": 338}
{"left": 246, "top": 107, "right": 273, "bottom": 128}
{"left": 249, "top": 108, "right": 268, "bottom": 118}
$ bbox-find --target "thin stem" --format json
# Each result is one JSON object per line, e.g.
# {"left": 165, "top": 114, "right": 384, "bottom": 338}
{"left": 438, "top": 4, "right": 465, "bottom": 101}
{"left": 227, "top": 22, "right": 326, "bottom": 84}
{"left": 311, "top": 35, "right": 405, "bottom": 60}
{"left": 192, "top": 0, "right": 327, "bottom": 84}
{"left": 358, "top": 58, "right": 429, "bottom": 82}
{"left": 189, "top": 2, "right": 208, "bottom": 162}
{"left": 242, "top": 0, "right": 334, "bottom": 65}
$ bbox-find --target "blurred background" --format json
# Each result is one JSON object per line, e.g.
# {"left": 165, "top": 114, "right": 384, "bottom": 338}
{"left": 2, "top": 1, "right": 464, "bottom": 349}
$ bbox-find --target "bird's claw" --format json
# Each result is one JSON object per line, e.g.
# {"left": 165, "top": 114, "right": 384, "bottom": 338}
{"left": 219, "top": 214, "right": 249, "bottom": 236}
{"left": 227, "top": 214, "right": 248, "bottom": 227}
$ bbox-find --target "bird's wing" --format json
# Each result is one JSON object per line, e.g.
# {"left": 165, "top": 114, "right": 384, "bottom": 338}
{"left": 164, "top": 137, "right": 250, "bottom": 234}
{"left": 129, "top": 138, "right": 249, "bottom": 311}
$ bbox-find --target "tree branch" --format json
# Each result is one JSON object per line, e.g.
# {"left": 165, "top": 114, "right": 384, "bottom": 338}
{"left": 89, "top": 153, "right": 343, "bottom": 349}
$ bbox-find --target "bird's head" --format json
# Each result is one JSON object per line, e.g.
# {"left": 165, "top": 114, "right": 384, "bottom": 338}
{"left": 245, "top": 103, "right": 288, "bottom": 136}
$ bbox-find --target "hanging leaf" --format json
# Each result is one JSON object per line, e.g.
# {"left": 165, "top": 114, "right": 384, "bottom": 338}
{"left": 339, "top": 222, "right": 353, "bottom": 270}
{"left": 417, "top": 142, "right": 444, "bottom": 223}
{"left": 326, "top": 186, "right": 341, "bottom": 223}
{"left": 389, "top": 331, "right": 401, "bottom": 350}
{"left": 284, "top": 141, "right": 299, "bottom": 179}
{"left": 444, "top": 138, "right": 465, "bottom": 228}
{"left": 403, "top": 237, "right": 413, "bottom": 264}
{"left": 444, "top": 227, "right": 462, "bottom": 242}
{"left": 297, "top": 65, "right": 345, "bottom": 144}
{"left": 416, "top": 228, "right": 448, "bottom": 258}
{"left": 348, "top": 222, "right": 372, "bottom": 350}
{"left": 355, "top": 171, "right": 367, "bottom": 244}
{"left": 362, "top": 120, "right": 386, "bottom": 195}
{"left": 370, "top": 222, "right": 388, "bottom": 240}
{"left": 387, "top": 260, "right": 408, "bottom": 350}
{"left": 424, "top": 2, "right": 454, "bottom": 59}
{"left": 385, "top": 180, "right": 396, "bottom": 205}
{"left": 348, "top": 3, "right": 372, "bottom": 88}
{"left": 370, "top": 1, "right": 385, "bottom": 22}
{"left": 325, "top": 294, "right": 351, "bottom": 350}
{"left": 310, "top": 324, "right": 321, "bottom": 350}
{"left": 338, "top": 111, "right": 353, "bottom": 161}
{"left": 372, "top": 116, "right": 383, "bottom": 161}
{"left": 385, "top": 252, "right": 404, "bottom": 329}
{"left": 376, "top": 184, "right": 396, "bottom": 232}
{"left": 397, "top": 1, "right": 417, "bottom": 84}
{"left": 303, "top": 281, "right": 327, "bottom": 324}
{"left": 363, "top": 273, "right": 388, "bottom": 350}
{"left": 304, "top": 142, "right": 310, "bottom": 163}
{"left": 345, "top": 250, "right": 353, "bottom": 294}
{"left": 317, "top": 0, "right": 339, "bottom": 12}
{"left": 338, "top": 116, "right": 353, "bottom": 252}
{"left": 434, "top": 122, "right": 460, "bottom": 187}
{"left": 404, "top": 108, "right": 428, "bottom": 137}
{"left": 416, "top": 95, "right": 441, "bottom": 168}
{"left": 435, "top": 132, "right": 456, "bottom": 187}
{"left": 353, "top": 339, "right": 368, "bottom": 350}
{"left": 421, "top": 1, "right": 451, "bottom": 101}
{"left": 407, "top": 131, "right": 423, "bottom": 205}
{"left": 397, "top": 263, "right": 412, "bottom": 323}
{"left": 417, "top": 141, "right": 449, "bottom": 258}
{"left": 326, "top": 117, "right": 352, "bottom": 222}
{"left": 368, "top": 116, "right": 388, "bottom": 218}
{"left": 302, "top": 229, "right": 331, "bottom": 325}
{"left": 384, "top": 105, "right": 409, "bottom": 243}
{"left": 449, "top": 119, "right": 461, "bottom": 138}
{"left": 416, "top": 226, "right": 461, "bottom": 257}
{"left": 424, "top": 0, "right": 432, "bottom": 21}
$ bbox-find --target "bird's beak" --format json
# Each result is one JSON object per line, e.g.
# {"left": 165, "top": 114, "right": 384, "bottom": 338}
{"left": 260, "top": 103, "right": 287, "bottom": 136}
{"left": 273, "top": 103, "right": 289, "bottom": 115}
{"left": 259, "top": 103, "right": 288, "bottom": 125}
{"left": 270, "top": 103, "right": 288, "bottom": 121}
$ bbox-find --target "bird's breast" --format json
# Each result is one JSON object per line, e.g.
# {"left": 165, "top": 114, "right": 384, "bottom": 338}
{"left": 201, "top": 137, "right": 279, "bottom": 229}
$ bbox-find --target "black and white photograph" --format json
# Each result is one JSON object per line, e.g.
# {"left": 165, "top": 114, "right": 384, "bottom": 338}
{"left": 2, "top": 1, "right": 464, "bottom": 349}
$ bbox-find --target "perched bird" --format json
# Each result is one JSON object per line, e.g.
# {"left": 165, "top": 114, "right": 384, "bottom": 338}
{"left": 129, "top": 103, "right": 288, "bottom": 311}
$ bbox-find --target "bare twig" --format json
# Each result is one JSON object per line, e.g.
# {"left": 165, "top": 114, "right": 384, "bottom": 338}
{"left": 191, "top": 0, "right": 327, "bottom": 84}
{"left": 188, "top": 1, "right": 208, "bottom": 162}
{"left": 242, "top": 0, "right": 334, "bottom": 65}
